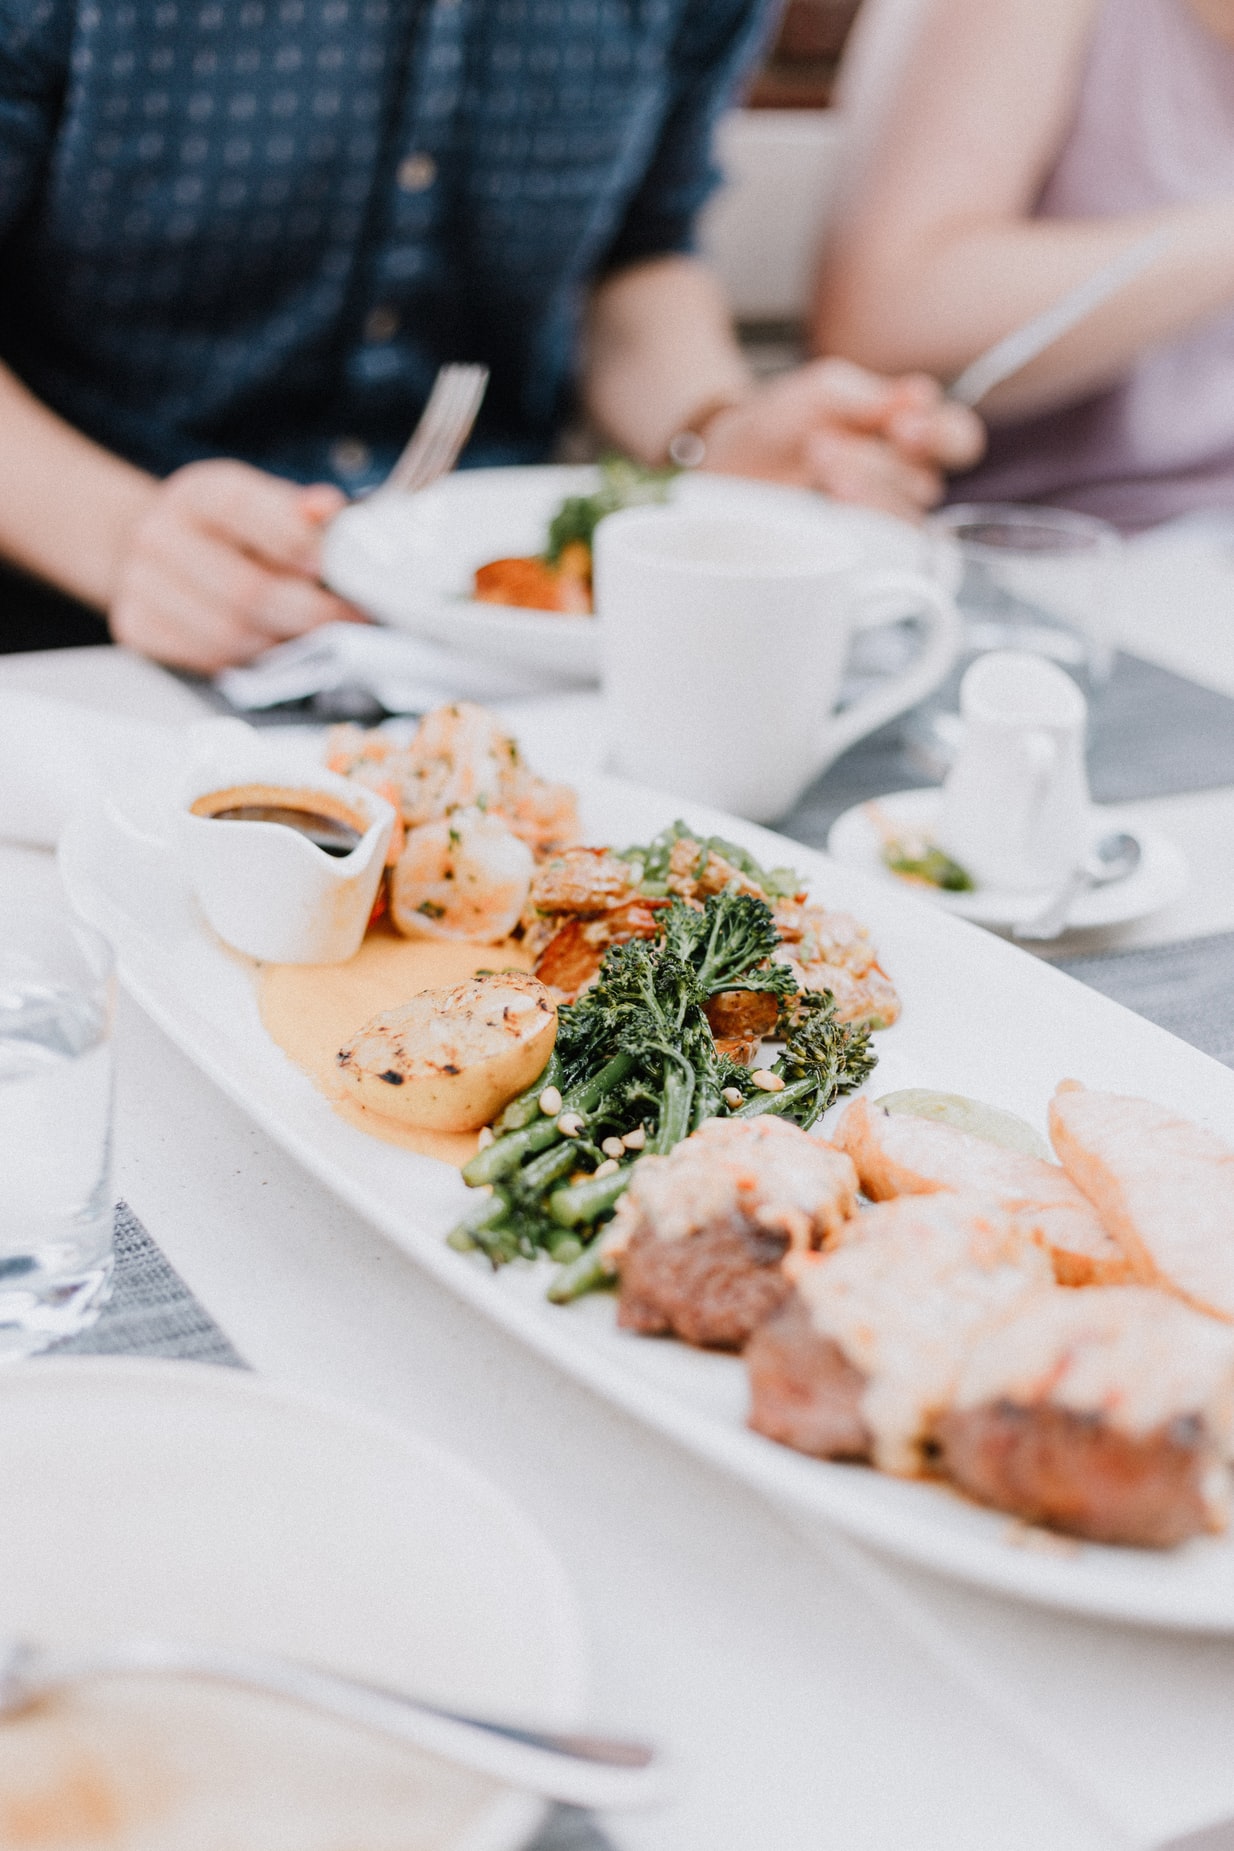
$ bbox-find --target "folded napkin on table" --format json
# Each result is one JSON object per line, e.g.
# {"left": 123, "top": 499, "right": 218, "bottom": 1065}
{"left": 0, "top": 687, "right": 181, "bottom": 850}
{"left": 216, "top": 621, "right": 556, "bottom": 714}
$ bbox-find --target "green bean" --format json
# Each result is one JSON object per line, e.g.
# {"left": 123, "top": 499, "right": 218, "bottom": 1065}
{"left": 518, "top": 1139, "right": 582, "bottom": 1198}
{"left": 731, "top": 1075, "right": 815, "bottom": 1122}
{"left": 445, "top": 1187, "right": 512, "bottom": 1256}
{"left": 546, "top": 1233, "right": 619, "bottom": 1304}
{"left": 549, "top": 1168, "right": 630, "bottom": 1228}
{"left": 651, "top": 1060, "right": 695, "bottom": 1154}
{"left": 491, "top": 1050, "right": 563, "bottom": 1135}
{"left": 462, "top": 1050, "right": 637, "bottom": 1185}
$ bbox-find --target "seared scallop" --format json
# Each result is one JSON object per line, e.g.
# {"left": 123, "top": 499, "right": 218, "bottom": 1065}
{"left": 336, "top": 972, "right": 556, "bottom": 1131}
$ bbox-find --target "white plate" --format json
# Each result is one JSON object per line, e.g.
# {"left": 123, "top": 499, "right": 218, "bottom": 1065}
{"left": 321, "top": 465, "right": 948, "bottom": 682}
{"left": 0, "top": 1358, "right": 584, "bottom": 1849}
{"left": 59, "top": 778, "right": 1234, "bottom": 1635}
{"left": 827, "top": 787, "right": 1189, "bottom": 930}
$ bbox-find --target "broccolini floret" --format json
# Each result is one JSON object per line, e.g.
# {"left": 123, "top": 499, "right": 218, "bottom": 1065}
{"left": 448, "top": 889, "right": 877, "bottom": 1294}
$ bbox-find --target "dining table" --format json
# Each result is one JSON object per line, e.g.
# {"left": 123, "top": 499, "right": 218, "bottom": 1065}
{"left": 5, "top": 521, "right": 1234, "bottom": 1851}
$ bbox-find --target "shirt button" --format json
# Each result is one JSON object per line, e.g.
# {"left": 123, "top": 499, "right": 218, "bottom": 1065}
{"left": 363, "top": 305, "right": 400, "bottom": 342}
{"left": 330, "top": 436, "right": 372, "bottom": 478}
{"left": 397, "top": 152, "right": 437, "bottom": 193}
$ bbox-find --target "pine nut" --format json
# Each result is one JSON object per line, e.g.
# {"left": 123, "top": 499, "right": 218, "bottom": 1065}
{"left": 721, "top": 1086, "right": 744, "bottom": 1108}
{"left": 601, "top": 1136, "right": 625, "bottom": 1160}
{"left": 477, "top": 1126, "right": 495, "bottom": 1148}
{"left": 557, "top": 1112, "right": 584, "bottom": 1137}
{"left": 621, "top": 1126, "right": 647, "bottom": 1150}
{"left": 539, "top": 1085, "right": 563, "bottom": 1116}
{"left": 593, "top": 1158, "right": 620, "bottom": 1178}
{"left": 751, "top": 1069, "right": 785, "bottom": 1093}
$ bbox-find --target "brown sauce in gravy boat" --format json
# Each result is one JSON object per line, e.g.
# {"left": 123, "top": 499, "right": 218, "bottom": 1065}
{"left": 189, "top": 784, "right": 370, "bottom": 859}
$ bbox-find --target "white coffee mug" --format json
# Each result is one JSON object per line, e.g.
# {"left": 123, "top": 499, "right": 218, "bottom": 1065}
{"left": 936, "top": 651, "right": 1091, "bottom": 891}
{"left": 593, "top": 509, "right": 962, "bottom": 822}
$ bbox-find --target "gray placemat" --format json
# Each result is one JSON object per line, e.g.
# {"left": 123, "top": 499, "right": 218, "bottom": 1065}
{"left": 54, "top": 1200, "right": 246, "bottom": 1365}
{"left": 1056, "top": 928, "right": 1234, "bottom": 1071}
{"left": 778, "top": 650, "right": 1234, "bottom": 845}
{"left": 43, "top": 1205, "right": 613, "bottom": 1851}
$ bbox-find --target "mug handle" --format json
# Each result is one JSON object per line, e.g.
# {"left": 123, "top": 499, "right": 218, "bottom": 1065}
{"left": 818, "top": 569, "right": 962, "bottom": 771}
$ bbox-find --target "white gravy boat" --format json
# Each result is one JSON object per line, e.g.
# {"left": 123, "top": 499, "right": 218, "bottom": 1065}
{"left": 175, "top": 722, "right": 394, "bottom": 964}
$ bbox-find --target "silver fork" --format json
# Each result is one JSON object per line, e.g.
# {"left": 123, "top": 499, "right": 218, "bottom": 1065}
{"left": 0, "top": 1633, "right": 663, "bottom": 1812}
{"left": 371, "top": 362, "right": 489, "bottom": 498}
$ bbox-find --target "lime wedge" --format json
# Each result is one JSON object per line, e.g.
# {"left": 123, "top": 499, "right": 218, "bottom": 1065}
{"left": 875, "top": 1089, "right": 1051, "bottom": 1161}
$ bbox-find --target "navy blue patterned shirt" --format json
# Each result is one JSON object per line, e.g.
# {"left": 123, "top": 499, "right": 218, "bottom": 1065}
{"left": 0, "top": 0, "right": 773, "bottom": 489}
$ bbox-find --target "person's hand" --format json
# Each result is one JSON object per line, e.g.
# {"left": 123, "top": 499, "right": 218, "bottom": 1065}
{"left": 696, "top": 358, "right": 985, "bottom": 521}
{"left": 109, "top": 459, "right": 365, "bottom": 673}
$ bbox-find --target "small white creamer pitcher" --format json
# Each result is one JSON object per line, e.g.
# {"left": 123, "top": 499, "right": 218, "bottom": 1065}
{"left": 936, "top": 651, "right": 1091, "bottom": 892}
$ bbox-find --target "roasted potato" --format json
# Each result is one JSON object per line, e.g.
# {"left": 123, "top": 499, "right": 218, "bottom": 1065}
{"left": 336, "top": 973, "right": 557, "bottom": 1131}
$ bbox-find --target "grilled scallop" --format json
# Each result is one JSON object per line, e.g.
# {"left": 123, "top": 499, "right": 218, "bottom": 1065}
{"left": 336, "top": 973, "right": 556, "bottom": 1131}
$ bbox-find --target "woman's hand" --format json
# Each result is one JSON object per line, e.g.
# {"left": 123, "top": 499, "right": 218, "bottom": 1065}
{"left": 698, "top": 359, "right": 985, "bottom": 521}
{"left": 109, "top": 460, "right": 364, "bottom": 673}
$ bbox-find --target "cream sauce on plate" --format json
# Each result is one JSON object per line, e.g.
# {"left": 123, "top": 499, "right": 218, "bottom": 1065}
{"left": 258, "top": 925, "right": 534, "bottom": 1165}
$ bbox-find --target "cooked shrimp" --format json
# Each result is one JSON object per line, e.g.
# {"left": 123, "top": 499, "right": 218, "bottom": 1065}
{"left": 386, "top": 703, "right": 512, "bottom": 826}
{"left": 773, "top": 903, "right": 877, "bottom": 976}
{"left": 520, "top": 846, "right": 644, "bottom": 959}
{"left": 505, "top": 775, "right": 580, "bottom": 860}
{"left": 534, "top": 900, "right": 667, "bottom": 1000}
{"left": 774, "top": 954, "right": 902, "bottom": 1030}
{"left": 527, "top": 846, "right": 641, "bottom": 916}
{"left": 329, "top": 705, "right": 579, "bottom": 862}
{"left": 389, "top": 808, "right": 534, "bottom": 943}
{"left": 667, "top": 835, "right": 766, "bottom": 902}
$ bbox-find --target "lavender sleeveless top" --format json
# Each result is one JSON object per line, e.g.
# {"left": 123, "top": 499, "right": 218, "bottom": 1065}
{"left": 950, "top": 0, "right": 1234, "bottom": 529}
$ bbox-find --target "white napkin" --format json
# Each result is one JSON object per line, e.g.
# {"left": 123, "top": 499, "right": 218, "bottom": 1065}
{"left": 0, "top": 689, "right": 180, "bottom": 849}
{"left": 215, "top": 621, "right": 551, "bottom": 714}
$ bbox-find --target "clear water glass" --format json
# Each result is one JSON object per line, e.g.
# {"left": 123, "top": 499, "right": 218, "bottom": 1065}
{"left": 907, "top": 503, "right": 1123, "bottom": 773}
{"left": 0, "top": 908, "right": 115, "bottom": 1355}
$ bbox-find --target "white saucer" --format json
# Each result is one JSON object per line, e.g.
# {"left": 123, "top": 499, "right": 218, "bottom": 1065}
{"left": 826, "top": 787, "right": 1188, "bottom": 931}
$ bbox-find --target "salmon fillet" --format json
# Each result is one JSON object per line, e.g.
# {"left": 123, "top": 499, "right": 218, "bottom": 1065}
{"left": 939, "top": 1285, "right": 1234, "bottom": 1544}
{"left": 1049, "top": 1082, "right": 1234, "bottom": 1321}
{"left": 770, "top": 1193, "right": 1054, "bottom": 1474}
{"left": 747, "top": 1294, "right": 873, "bottom": 1459}
{"left": 835, "top": 1096, "right": 1128, "bottom": 1287}
{"left": 610, "top": 1117, "right": 860, "bottom": 1350}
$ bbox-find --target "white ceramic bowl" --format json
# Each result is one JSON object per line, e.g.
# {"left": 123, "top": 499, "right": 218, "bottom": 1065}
{"left": 0, "top": 1359, "right": 586, "bottom": 1850}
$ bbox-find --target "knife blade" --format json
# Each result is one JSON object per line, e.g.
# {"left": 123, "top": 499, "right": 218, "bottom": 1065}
{"left": 948, "top": 226, "right": 1173, "bottom": 409}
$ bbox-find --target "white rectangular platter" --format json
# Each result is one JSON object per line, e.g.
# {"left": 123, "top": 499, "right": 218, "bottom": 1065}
{"left": 60, "top": 772, "right": 1234, "bottom": 1633}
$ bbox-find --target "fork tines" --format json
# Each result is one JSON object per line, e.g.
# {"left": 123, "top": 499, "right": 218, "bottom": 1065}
{"left": 383, "top": 363, "right": 490, "bottom": 497}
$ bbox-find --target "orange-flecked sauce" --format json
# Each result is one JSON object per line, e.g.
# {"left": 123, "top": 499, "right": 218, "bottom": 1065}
{"left": 258, "top": 923, "right": 534, "bottom": 1166}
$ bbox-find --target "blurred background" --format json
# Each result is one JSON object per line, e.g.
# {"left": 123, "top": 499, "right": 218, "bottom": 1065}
{"left": 701, "top": 0, "right": 862, "bottom": 349}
